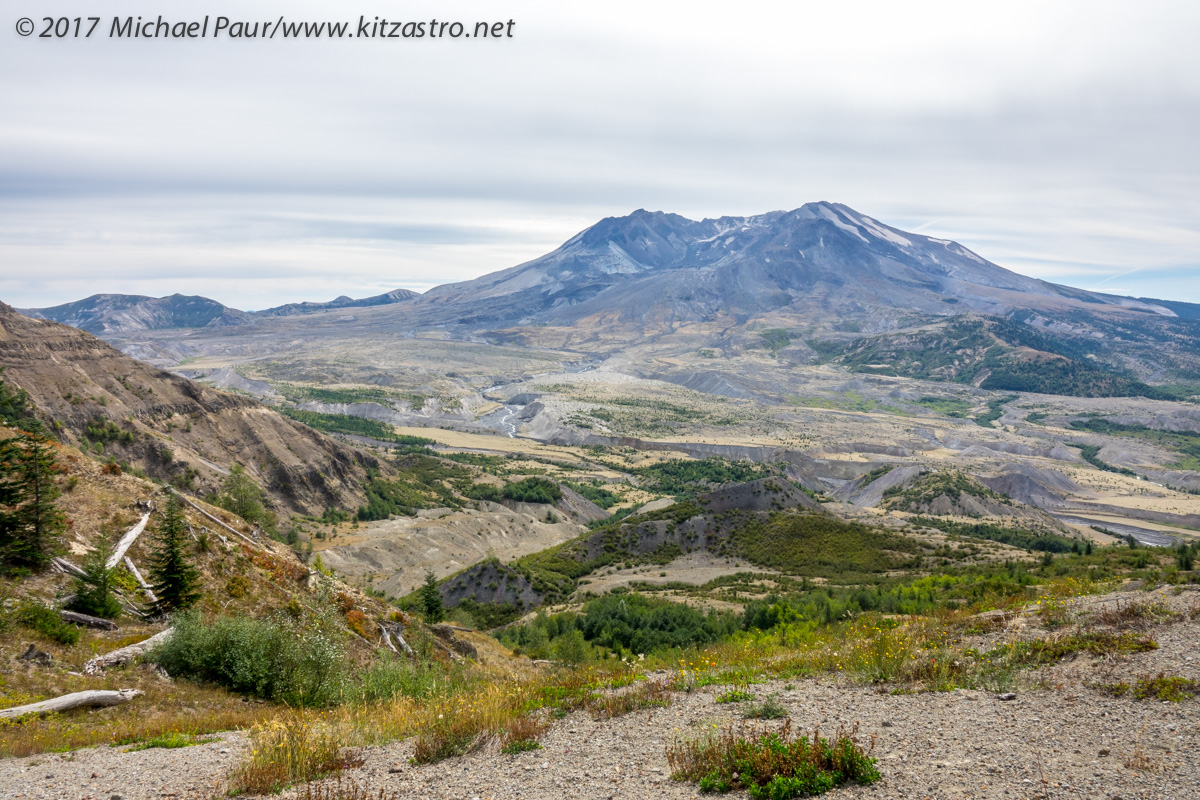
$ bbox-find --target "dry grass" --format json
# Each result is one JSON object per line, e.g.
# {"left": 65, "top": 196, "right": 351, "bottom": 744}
{"left": 300, "top": 778, "right": 398, "bottom": 800}
{"left": 1092, "top": 598, "right": 1177, "bottom": 629}
{"left": 499, "top": 714, "right": 550, "bottom": 753}
{"left": 229, "top": 713, "right": 362, "bottom": 796}
{"left": 0, "top": 660, "right": 271, "bottom": 757}
{"left": 584, "top": 678, "right": 672, "bottom": 719}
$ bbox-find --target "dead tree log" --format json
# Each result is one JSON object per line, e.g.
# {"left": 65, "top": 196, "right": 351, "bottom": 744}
{"left": 50, "top": 557, "right": 87, "bottom": 579}
{"left": 0, "top": 689, "right": 143, "bottom": 719}
{"left": 379, "top": 623, "right": 415, "bottom": 658}
{"left": 106, "top": 513, "right": 151, "bottom": 569}
{"left": 166, "top": 488, "right": 260, "bottom": 548}
{"left": 59, "top": 610, "right": 119, "bottom": 631}
{"left": 123, "top": 556, "right": 159, "bottom": 605}
{"left": 83, "top": 628, "right": 173, "bottom": 675}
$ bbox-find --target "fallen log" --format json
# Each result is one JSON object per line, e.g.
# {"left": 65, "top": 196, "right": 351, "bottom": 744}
{"left": 59, "top": 610, "right": 119, "bottom": 631}
{"left": 379, "top": 623, "right": 415, "bottom": 658}
{"left": 0, "top": 689, "right": 143, "bottom": 720}
{"left": 83, "top": 627, "right": 173, "bottom": 675}
{"left": 123, "top": 556, "right": 159, "bottom": 605}
{"left": 50, "top": 557, "right": 87, "bottom": 579}
{"left": 166, "top": 488, "right": 260, "bottom": 548}
{"left": 106, "top": 513, "right": 151, "bottom": 569}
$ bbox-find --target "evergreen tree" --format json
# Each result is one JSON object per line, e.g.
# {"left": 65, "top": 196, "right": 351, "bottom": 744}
{"left": 0, "top": 368, "right": 33, "bottom": 429}
{"left": 147, "top": 494, "right": 201, "bottom": 614}
{"left": 211, "top": 464, "right": 273, "bottom": 530}
{"left": 69, "top": 536, "right": 122, "bottom": 619}
{"left": 0, "top": 429, "right": 65, "bottom": 573}
{"left": 419, "top": 570, "right": 444, "bottom": 623}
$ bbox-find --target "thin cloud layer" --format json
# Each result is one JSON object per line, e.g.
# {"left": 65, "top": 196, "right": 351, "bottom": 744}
{"left": 1, "top": 0, "right": 1197, "bottom": 308}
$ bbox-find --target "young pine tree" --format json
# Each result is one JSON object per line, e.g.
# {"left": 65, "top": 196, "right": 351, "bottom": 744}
{"left": 419, "top": 569, "right": 444, "bottom": 623}
{"left": 0, "top": 427, "right": 65, "bottom": 573}
{"left": 69, "top": 536, "right": 122, "bottom": 619}
{"left": 147, "top": 494, "right": 201, "bottom": 615}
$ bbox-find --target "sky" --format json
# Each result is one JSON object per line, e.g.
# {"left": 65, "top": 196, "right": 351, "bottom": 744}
{"left": 2, "top": 0, "right": 1198, "bottom": 309}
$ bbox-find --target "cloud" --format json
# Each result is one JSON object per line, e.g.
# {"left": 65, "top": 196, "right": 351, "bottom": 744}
{"left": 1, "top": 0, "right": 1197, "bottom": 307}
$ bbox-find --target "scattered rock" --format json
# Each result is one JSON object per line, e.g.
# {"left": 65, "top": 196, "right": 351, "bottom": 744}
{"left": 18, "top": 643, "right": 53, "bottom": 666}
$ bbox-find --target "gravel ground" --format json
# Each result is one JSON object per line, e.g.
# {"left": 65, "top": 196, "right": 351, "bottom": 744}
{"left": 3, "top": 587, "right": 1197, "bottom": 800}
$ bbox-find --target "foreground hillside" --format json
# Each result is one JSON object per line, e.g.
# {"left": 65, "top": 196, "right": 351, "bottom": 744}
{"left": 3, "top": 583, "right": 1196, "bottom": 799}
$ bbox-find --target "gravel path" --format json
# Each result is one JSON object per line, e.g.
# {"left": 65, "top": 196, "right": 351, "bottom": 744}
{"left": 3, "top": 588, "right": 1197, "bottom": 800}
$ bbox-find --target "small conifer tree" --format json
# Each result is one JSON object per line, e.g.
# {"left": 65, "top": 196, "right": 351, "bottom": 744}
{"left": 70, "top": 536, "right": 122, "bottom": 619}
{"left": 419, "top": 569, "right": 444, "bottom": 623}
{"left": 0, "top": 427, "right": 65, "bottom": 573}
{"left": 147, "top": 494, "right": 201, "bottom": 614}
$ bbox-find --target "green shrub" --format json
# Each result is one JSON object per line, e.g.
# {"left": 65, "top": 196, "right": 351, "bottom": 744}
{"left": 465, "top": 484, "right": 503, "bottom": 503}
{"left": 667, "top": 721, "right": 879, "bottom": 798}
{"left": 148, "top": 611, "right": 346, "bottom": 706}
{"left": 15, "top": 603, "right": 81, "bottom": 645}
{"left": 502, "top": 478, "right": 562, "bottom": 505}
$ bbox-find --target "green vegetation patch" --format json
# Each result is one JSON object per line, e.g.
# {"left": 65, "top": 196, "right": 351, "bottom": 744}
{"left": 910, "top": 517, "right": 1082, "bottom": 554}
{"left": 501, "top": 477, "right": 562, "bottom": 504}
{"left": 635, "top": 458, "right": 769, "bottom": 499}
{"left": 500, "top": 592, "right": 740, "bottom": 661}
{"left": 1067, "top": 443, "right": 1138, "bottom": 477}
{"left": 974, "top": 395, "right": 1018, "bottom": 428}
{"left": 667, "top": 721, "right": 880, "bottom": 799}
{"left": 1070, "top": 418, "right": 1200, "bottom": 471}
{"left": 881, "top": 470, "right": 1007, "bottom": 512}
{"left": 1100, "top": 673, "right": 1199, "bottom": 702}
{"left": 563, "top": 480, "right": 621, "bottom": 509}
{"left": 730, "top": 512, "right": 919, "bottom": 580}
{"left": 914, "top": 396, "right": 972, "bottom": 418}
{"left": 759, "top": 328, "right": 795, "bottom": 353}
{"left": 279, "top": 407, "right": 435, "bottom": 447}
{"left": 277, "top": 384, "right": 428, "bottom": 409}
{"left": 997, "top": 632, "right": 1157, "bottom": 668}
{"left": 123, "top": 732, "right": 219, "bottom": 751}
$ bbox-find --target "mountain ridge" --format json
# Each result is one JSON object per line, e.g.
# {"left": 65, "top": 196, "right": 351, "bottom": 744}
{"left": 20, "top": 287, "right": 420, "bottom": 335}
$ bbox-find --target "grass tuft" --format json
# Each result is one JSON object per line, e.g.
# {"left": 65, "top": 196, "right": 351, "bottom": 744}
{"left": 1099, "top": 672, "right": 1199, "bottom": 702}
{"left": 744, "top": 694, "right": 790, "bottom": 720}
{"left": 123, "top": 731, "right": 218, "bottom": 751}
{"left": 667, "top": 720, "right": 879, "bottom": 798}
{"left": 229, "top": 714, "right": 361, "bottom": 796}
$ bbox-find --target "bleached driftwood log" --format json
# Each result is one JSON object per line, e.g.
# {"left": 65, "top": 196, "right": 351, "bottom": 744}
{"left": 83, "top": 627, "right": 173, "bottom": 675}
{"left": 123, "top": 556, "right": 159, "bottom": 605}
{"left": 59, "top": 610, "right": 119, "bottom": 631}
{"left": 379, "top": 623, "right": 415, "bottom": 657}
{"left": 50, "top": 557, "right": 87, "bottom": 579}
{"left": 0, "top": 689, "right": 143, "bottom": 719}
{"left": 166, "top": 488, "right": 260, "bottom": 547}
{"left": 106, "top": 513, "right": 151, "bottom": 569}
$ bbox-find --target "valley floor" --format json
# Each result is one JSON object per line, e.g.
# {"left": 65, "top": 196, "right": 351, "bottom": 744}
{"left": 3, "top": 587, "right": 1197, "bottom": 800}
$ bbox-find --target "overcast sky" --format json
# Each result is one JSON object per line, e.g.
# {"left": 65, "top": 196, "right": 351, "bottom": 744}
{"left": 2, "top": 0, "right": 1198, "bottom": 309}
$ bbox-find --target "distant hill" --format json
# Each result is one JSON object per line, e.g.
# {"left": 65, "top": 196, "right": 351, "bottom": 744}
{"left": 21, "top": 288, "right": 419, "bottom": 334}
{"left": 20, "top": 293, "right": 250, "bottom": 335}
{"left": 256, "top": 288, "right": 419, "bottom": 317}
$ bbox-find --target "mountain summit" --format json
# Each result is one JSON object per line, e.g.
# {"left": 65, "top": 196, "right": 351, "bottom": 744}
{"left": 414, "top": 202, "right": 1167, "bottom": 330}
